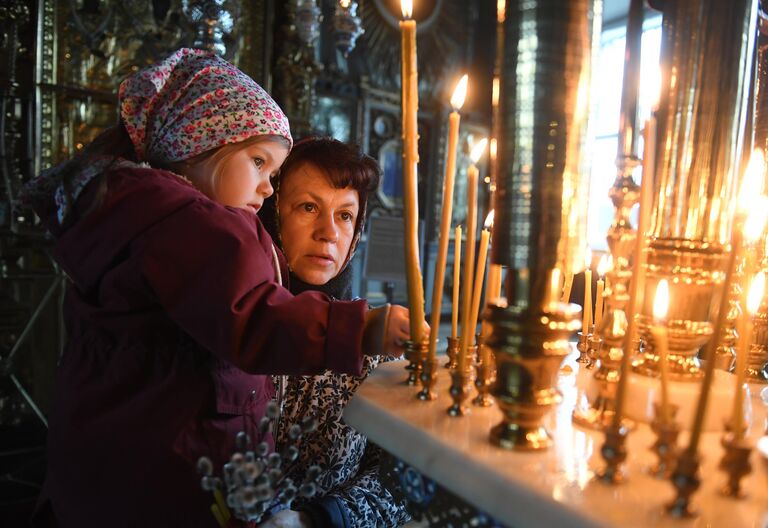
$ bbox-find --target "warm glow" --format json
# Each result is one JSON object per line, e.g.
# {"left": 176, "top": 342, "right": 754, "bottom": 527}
{"left": 401, "top": 0, "right": 413, "bottom": 19}
{"left": 739, "top": 150, "right": 766, "bottom": 212}
{"left": 490, "top": 137, "right": 497, "bottom": 160}
{"left": 597, "top": 254, "right": 611, "bottom": 277}
{"left": 450, "top": 74, "right": 468, "bottom": 110}
{"left": 743, "top": 198, "right": 768, "bottom": 243}
{"left": 340, "top": 0, "right": 351, "bottom": 8}
{"left": 653, "top": 279, "right": 670, "bottom": 321}
{"left": 747, "top": 272, "right": 765, "bottom": 315}
{"left": 497, "top": 0, "right": 506, "bottom": 23}
{"left": 643, "top": 67, "right": 662, "bottom": 110}
{"left": 492, "top": 76, "right": 500, "bottom": 107}
{"left": 470, "top": 138, "right": 488, "bottom": 164}
{"left": 584, "top": 247, "right": 592, "bottom": 270}
{"left": 484, "top": 209, "right": 495, "bottom": 229}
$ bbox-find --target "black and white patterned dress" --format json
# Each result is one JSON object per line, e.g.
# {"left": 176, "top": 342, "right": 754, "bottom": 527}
{"left": 274, "top": 354, "right": 411, "bottom": 527}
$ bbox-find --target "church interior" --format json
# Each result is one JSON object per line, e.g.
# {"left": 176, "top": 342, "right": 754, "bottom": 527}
{"left": 1, "top": 0, "right": 768, "bottom": 526}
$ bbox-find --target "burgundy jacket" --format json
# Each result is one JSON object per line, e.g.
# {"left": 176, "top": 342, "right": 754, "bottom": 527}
{"left": 33, "top": 166, "right": 367, "bottom": 527}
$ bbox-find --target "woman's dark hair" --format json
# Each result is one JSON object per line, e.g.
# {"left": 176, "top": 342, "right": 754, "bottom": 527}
{"left": 277, "top": 137, "right": 381, "bottom": 205}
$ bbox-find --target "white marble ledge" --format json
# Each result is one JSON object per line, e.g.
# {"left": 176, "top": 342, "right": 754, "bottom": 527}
{"left": 344, "top": 357, "right": 768, "bottom": 528}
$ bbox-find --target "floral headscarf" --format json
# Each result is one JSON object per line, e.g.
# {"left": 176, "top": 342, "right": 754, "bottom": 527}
{"left": 120, "top": 48, "right": 292, "bottom": 162}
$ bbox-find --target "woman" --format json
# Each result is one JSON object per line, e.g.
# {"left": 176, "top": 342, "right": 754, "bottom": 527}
{"left": 259, "top": 138, "right": 414, "bottom": 528}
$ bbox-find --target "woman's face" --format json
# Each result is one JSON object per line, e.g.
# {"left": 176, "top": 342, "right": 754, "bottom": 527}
{"left": 278, "top": 162, "right": 359, "bottom": 285}
{"left": 186, "top": 140, "right": 289, "bottom": 213}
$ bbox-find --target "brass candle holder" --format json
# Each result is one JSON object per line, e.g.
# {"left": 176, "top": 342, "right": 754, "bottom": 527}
{"left": 573, "top": 307, "right": 627, "bottom": 431}
{"left": 447, "top": 364, "right": 474, "bottom": 417}
{"left": 473, "top": 361, "right": 494, "bottom": 407}
{"left": 575, "top": 331, "right": 591, "bottom": 367}
{"left": 587, "top": 332, "right": 602, "bottom": 369}
{"left": 749, "top": 301, "right": 768, "bottom": 382}
{"left": 596, "top": 422, "right": 629, "bottom": 484}
{"left": 403, "top": 340, "right": 422, "bottom": 386}
{"left": 649, "top": 403, "right": 680, "bottom": 479}
{"left": 667, "top": 449, "right": 701, "bottom": 518}
{"left": 489, "top": 303, "right": 580, "bottom": 450}
{"left": 718, "top": 432, "right": 753, "bottom": 498}
{"left": 416, "top": 342, "right": 438, "bottom": 401}
{"left": 713, "top": 276, "right": 742, "bottom": 372}
{"left": 444, "top": 336, "right": 459, "bottom": 369}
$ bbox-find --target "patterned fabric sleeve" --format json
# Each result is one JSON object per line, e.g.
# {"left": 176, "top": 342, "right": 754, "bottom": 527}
{"left": 276, "top": 356, "right": 411, "bottom": 527}
{"left": 327, "top": 442, "right": 411, "bottom": 528}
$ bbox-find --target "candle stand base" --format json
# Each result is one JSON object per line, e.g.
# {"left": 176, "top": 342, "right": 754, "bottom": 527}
{"left": 416, "top": 344, "right": 437, "bottom": 401}
{"left": 472, "top": 360, "right": 494, "bottom": 407}
{"left": 587, "top": 333, "right": 602, "bottom": 369}
{"left": 649, "top": 413, "right": 680, "bottom": 479}
{"left": 404, "top": 340, "right": 422, "bottom": 386}
{"left": 446, "top": 367, "right": 473, "bottom": 417}
{"left": 596, "top": 422, "right": 629, "bottom": 484}
{"left": 488, "top": 303, "right": 579, "bottom": 451}
{"left": 667, "top": 450, "right": 701, "bottom": 518}
{"left": 444, "top": 336, "right": 459, "bottom": 369}
{"left": 718, "top": 433, "right": 752, "bottom": 498}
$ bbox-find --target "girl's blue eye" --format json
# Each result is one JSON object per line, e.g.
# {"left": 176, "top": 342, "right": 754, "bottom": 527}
{"left": 253, "top": 157, "right": 264, "bottom": 168}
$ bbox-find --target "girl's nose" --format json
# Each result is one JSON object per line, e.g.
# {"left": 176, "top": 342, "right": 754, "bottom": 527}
{"left": 258, "top": 178, "right": 274, "bottom": 199}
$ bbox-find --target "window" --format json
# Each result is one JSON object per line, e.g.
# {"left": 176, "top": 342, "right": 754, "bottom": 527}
{"left": 587, "top": 15, "right": 662, "bottom": 251}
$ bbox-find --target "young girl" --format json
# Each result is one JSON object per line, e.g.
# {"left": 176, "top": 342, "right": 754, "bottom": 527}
{"left": 22, "top": 49, "right": 414, "bottom": 527}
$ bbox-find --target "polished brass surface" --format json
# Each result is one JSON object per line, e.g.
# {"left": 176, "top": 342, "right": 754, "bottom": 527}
{"left": 416, "top": 344, "right": 437, "bottom": 401}
{"left": 575, "top": 332, "right": 591, "bottom": 367}
{"left": 444, "top": 336, "right": 460, "bottom": 369}
{"left": 649, "top": 404, "right": 680, "bottom": 479}
{"left": 472, "top": 361, "right": 495, "bottom": 407}
{"left": 489, "top": 303, "right": 580, "bottom": 450}
{"left": 403, "top": 340, "right": 422, "bottom": 386}
{"left": 493, "top": 0, "right": 596, "bottom": 299}
{"left": 635, "top": 239, "right": 725, "bottom": 379}
{"left": 596, "top": 423, "right": 629, "bottom": 484}
{"left": 586, "top": 332, "right": 602, "bottom": 369}
{"left": 446, "top": 366, "right": 474, "bottom": 417}
{"left": 714, "top": 275, "right": 742, "bottom": 372}
{"left": 667, "top": 450, "right": 702, "bottom": 518}
{"left": 749, "top": 291, "right": 768, "bottom": 382}
{"left": 489, "top": 0, "right": 597, "bottom": 451}
{"left": 718, "top": 433, "right": 753, "bottom": 498}
{"left": 651, "top": 0, "right": 756, "bottom": 244}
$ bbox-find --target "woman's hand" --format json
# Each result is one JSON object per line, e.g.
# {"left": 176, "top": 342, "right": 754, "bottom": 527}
{"left": 389, "top": 305, "right": 429, "bottom": 347}
{"left": 363, "top": 304, "right": 430, "bottom": 357}
{"left": 257, "top": 509, "right": 313, "bottom": 528}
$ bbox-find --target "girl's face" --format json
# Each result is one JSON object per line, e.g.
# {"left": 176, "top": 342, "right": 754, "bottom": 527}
{"left": 278, "top": 163, "right": 359, "bottom": 285}
{"left": 188, "top": 140, "right": 289, "bottom": 213}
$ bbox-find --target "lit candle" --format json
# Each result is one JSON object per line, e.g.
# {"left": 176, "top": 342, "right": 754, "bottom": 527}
{"left": 458, "top": 139, "right": 488, "bottom": 372}
{"left": 400, "top": 0, "right": 425, "bottom": 343}
{"left": 451, "top": 225, "right": 462, "bottom": 339}
{"left": 650, "top": 279, "right": 671, "bottom": 425}
{"left": 732, "top": 271, "right": 764, "bottom": 437}
{"left": 427, "top": 75, "right": 468, "bottom": 362}
{"left": 582, "top": 248, "right": 593, "bottom": 333}
{"left": 470, "top": 227, "right": 491, "bottom": 338}
{"left": 561, "top": 272, "right": 574, "bottom": 303}
{"left": 594, "top": 254, "right": 610, "bottom": 333}
{"left": 687, "top": 150, "right": 766, "bottom": 453}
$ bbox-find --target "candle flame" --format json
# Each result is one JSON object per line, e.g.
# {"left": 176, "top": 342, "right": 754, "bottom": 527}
{"left": 492, "top": 76, "right": 500, "bottom": 107}
{"left": 484, "top": 209, "right": 495, "bottom": 229}
{"left": 597, "top": 254, "right": 611, "bottom": 277}
{"left": 743, "top": 197, "right": 768, "bottom": 243}
{"left": 747, "top": 271, "right": 765, "bottom": 315}
{"left": 497, "top": 0, "right": 506, "bottom": 22}
{"left": 653, "top": 279, "right": 669, "bottom": 321}
{"left": 490, "top": 137, "right": 497, "bottom": 160}
{"left": 340, "top": 0, "right": 351, "bottom": 8}
{"left": 739, "top": 150, "right": 765, "bottom": 212}
{"left": 470, "top": 138, "right": 488, "bottom": 163}
{"left": 584, "top": 247, "right": 592, "bottom": 270}
{"left": 450, "top": 74, "right": 468, "bottom": 110}
{"left": 401, "top": 0, "right": 413, "bottom": 19}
